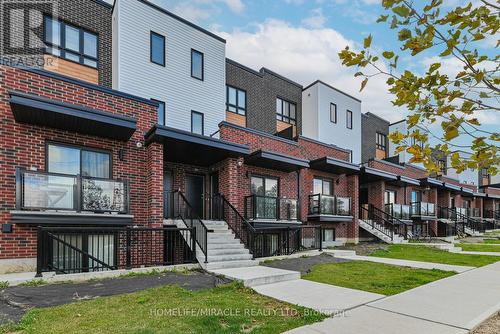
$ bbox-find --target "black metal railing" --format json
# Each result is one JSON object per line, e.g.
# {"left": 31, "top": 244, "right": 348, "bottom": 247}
{"left": 385, "top": 203, "right": 411, "bottom": 220}
{"left": 244, "top": 195, "right": 298, "bottom": 221}
{"left": 359, "top": 205, "right": 406, "bottom": 241}
{"left": 36, "top": 225, "right": 196, "bottom": 276}
{"left": 411, "top": 201, "right": 436, "bottom": 217}
{"left": 308, "top": 194, "right": 352, "bottom": 216}
{"left": 484, "top": 210, "right": 500, "bottom": 220}
{"left": 437, "top": 206, "right": 465, "bottom": 236}
{"left": 16, "top": 168, "right": 129, "bottom": 214}
{"left": 468, "top": 208, "right": 481, "bottom": 218}
{"left": 165, "top": 191, "right": 211, "bottom": 263}
{"left": 451, "top": 207, "right": 485, "bottom": 233}
{"left": 211, "top": 194, "right": 321, "bottom": 258}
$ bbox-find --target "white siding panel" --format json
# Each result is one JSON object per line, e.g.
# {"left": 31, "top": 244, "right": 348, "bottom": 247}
{"left": 113, "top": 0, "right": 226, "bottom": 135}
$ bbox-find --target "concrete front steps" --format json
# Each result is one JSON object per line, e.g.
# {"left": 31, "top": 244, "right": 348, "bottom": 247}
{"left": 200, "top": 220, "right": 259, "bottom": 270}
{"left": 359, "top": 219, "right": 408, "bottom": 244}
{"left": 211, "top": 265, "right": 301, "bottom": 287}
{"left": 464, "top": 226, "right": 483, "bottom": 237}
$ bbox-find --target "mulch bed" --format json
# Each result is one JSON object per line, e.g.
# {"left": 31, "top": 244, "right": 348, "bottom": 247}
{"left": 262, "top": 253, "right": 350, "bottom": 274}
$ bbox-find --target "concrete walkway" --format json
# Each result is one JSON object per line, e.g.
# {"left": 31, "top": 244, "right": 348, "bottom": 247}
{"left": 332, "top": 254, "right": 474, "bottom": 273}
{"left": 285, "top": 261, "right": 500, "bottom": 334}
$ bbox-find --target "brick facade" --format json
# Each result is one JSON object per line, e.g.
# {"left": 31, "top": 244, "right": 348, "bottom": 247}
{"left": 0, "top": 66, "right": 158, "bottom": 260}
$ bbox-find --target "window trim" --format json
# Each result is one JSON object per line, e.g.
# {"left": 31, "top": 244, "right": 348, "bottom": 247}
{"left": 384, "top": 190, "right": 397, "bottom": 205}
{"left": 322, "top": 228, "right": 336, "bottom": 242}
{"left": 226, "top": 85, "right": 247, "bottom": 116}
{"left": 191, "top": 110, "right": 204, "bottom": 136}
{"left": 151, "top": 99, "right": 166, "bottom": 126}
{"left": 43, "top": 15, "right": 99, "bottom": 69}
{"left": 330, "top": 103, "right": 337, "bottom": 123}
{"left": 191, "top": 49, "right": 204, "bottom": 81}
{"left": 276, "top": 97, "right": 297, "bottom": 125}
{"left": 346, "top": 110, "right": 353, "bottom": 129}
{"left": 150, "top": 31, "right": 166, "bottom": 67}
{"left": 250, "top": 174, "right": 280, "bottom": 198}
{"left": 45, "top": 141, "right": 113, "bottom": 179}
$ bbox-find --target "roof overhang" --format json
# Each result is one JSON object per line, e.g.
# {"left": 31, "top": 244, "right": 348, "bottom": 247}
{"left": 461, "top": 187, "right": 474, "bottom": 196}
{"left": 309, "top": 157, "right": 360, "bottom": 175}
{"left": 360, "top": 166, "right": 398, "bottom": 184}
{"left": 473, "top": 192, "right": 486, "bottom": 198}
{"left": 245, "top": 150, "right": 309, "bottom": 172}
{"left": 145, "top": 125, "right": 250, "bottom": 166}
{"left": 444, "top": 182, "right": 462, "bottom": 192}
{"left": 486, "top": 194, "right": 500, "bottom": 200}
{"left": 389, "top": 175, "right": 420, "bottom": 187}
{"left": 9, "top": 91, "right": 137, "bottom": 141}
{"left": 420, "top": 177, "right": 444, "bottom": 187}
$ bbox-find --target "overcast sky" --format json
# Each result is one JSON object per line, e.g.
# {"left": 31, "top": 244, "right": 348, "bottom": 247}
{"left": 108, "top": 0, "right": 499, "bottom": 147}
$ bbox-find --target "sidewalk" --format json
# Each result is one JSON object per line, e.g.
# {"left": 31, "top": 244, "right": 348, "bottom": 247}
{"left": 285, "top": 261, "right": 500, "bottom": 333}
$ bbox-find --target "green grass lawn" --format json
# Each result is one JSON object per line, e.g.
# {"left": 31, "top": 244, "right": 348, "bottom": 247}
{"left": 484, "top": 239, "right": 500, "bottom": 244}
{"left": 3, "top": 283, "right": 326, "bottom": 334}
{"left": 303, "top": 261, "right": 454, "bottom": 296}
{"left": 369, "top": 245, "right": 499, "bottom": 267}
{"left": 458, "top": 243, "right": 500, "bottom": 252}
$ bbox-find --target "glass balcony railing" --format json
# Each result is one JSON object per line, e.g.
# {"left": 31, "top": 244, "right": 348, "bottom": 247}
{"left": 244, "top": 195, "right": 298, "bottom": 221}
{"left": 411, "top": 201, "right": 436, "bottom": 217}
{"left": 308, "top": 194, "right": 352, "bottom": 217}
{"left": 16, "top": 168, "right": 129, "bottom": 214}
{"left": 385, "top": 203, "right": 411, "bottom": 220}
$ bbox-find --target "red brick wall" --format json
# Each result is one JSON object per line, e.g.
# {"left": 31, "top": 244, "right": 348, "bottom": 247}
{"left": 0, "top": 66, "right": 158, "bottom": 259}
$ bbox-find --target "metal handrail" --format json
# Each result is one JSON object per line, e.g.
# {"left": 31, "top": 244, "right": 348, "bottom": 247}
{"left": 244, "top": 194, "right": 299, "bottom": 220}
{"left": 359, "top": 205, "right": 395, "bottom": 241}
{"left": 410, "top": 201, "right": 436, "bottom": 216}
{"left": 385, "top": 203, "right": 411, "bottom": 220}
{"left": 308, "top": 194, "right": 352, "bottom": 216}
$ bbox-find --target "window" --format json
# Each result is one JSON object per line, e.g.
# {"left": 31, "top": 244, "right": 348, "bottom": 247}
{"left": 47, "top": 143, "right": 110, "bottom": 178}
{"left": 376, "top": 132, "right": 387, "bottom": 151}
{"left": 385, "top": 190, "right": 396, "bottom": 205}
{"left": 226, "top": 86, "right": 246, "bottom": 115}
{"left": 43, "top": 16, "right": 98, "bottom": 68}
{"left": 152, "top": 99, "right": 166, "bottom": 126}
{"left": 330, "top": 103, "right": 337, "bottom": 123}
{"left": 411, "top": 190, "right": 421, "bottom": 203}
{"left": 276, "top": 98, "right": 297, "bottom": 125}
{"left": 313, "top": 178, "right": 333, "bottom": 196}
{"left": 322, "top": 229, "right": 335, "bottom": 242}
{"left": 150, "top": 32, "right": 165, "bottom": 66}
{"left": 191, "top": 49, "right": 204, "bottom": 80}
{"left": 346, "top": 110, "right": 353, "bottom": 129}
{"left": 251, "top": 176, "right": 278, "bottom": 197}
{"left": 191, "top": 111, "right": 204, "bottom": 135}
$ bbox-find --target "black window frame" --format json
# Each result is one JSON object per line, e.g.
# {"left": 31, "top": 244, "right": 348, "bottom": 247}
{"left": 346, "top": 110, "right": 353, "bottom": 129}
{"left": 313, "top": 177, "right": 333, "bottom": 195}
{"left": 191, "top": 110, "right": 204, "bottom": 136}
{"left": 276, "top": 97, "right": 297, "bottom": 125}
{"left": 322, "top": 228, "right": 336, "bottom": 242}
{"left": 250, "top": 174, "right": 280, "bottom": 198}
{"left": 330, "top": 103, "right": 337, "bottom": 123}
{"left": 226, "top": 85, "right": 247, "bottom": 116}
{"left": 191, "top": 49, "right": 204, "bottom": 81}
{"left": 384, "top": 190, "right": 396, "bottom": 204}
{"left": 376, "top": 132, "right": 387, "bottom": 151}
{"left": 150, "top": 31, "right": 166, "bottom": 67}
{"left": 43, "top": 15, "right": 99, "bottom": 69}
{"left": 438, "top": 159, "right": 447, "bottom": 175}
{"left": 45, "top": 141, "right": 112, "bottom": 179}
{"left": 151, "top": 99, "right": 166, "bottom": 126}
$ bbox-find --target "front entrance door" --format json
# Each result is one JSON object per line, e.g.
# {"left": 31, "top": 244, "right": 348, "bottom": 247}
{"left": 164, "top": 170, "right": 173, "bottom": 218}
{"left": 186, "top": 174, "right": 204, "bottom": 218}
{"left": 209, "top": 172, "right": 219, "bottom": 219}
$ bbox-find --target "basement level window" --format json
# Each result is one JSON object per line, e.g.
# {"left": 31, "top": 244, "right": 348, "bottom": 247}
{"left": 44, "top": 16, "right": 98, "bottom": 68}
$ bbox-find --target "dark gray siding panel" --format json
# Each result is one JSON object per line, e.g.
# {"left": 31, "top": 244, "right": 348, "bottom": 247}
{"left": 361, "top": 112, "right": 390, "bottom": 163}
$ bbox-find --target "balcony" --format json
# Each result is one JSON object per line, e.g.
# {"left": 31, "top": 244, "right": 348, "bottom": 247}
{"left": 410, "top": 201, "right": 436, "bottom": 219}
{"left": 12, "top": 168, "right": 131, "bottom": 225}
{"left": 385, "top": 203, "right": 411, "bottom": 221}
{"left": 308, "top": 194, "right": 352, "bottom": 222}
{"left": 468, "top": 208, "right": 481, "bottom": 218}
{"left": 244, "top": 195, "right": 298, "bottom": 221}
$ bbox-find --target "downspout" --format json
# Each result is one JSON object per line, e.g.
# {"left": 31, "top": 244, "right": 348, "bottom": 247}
{"left": 297, "top": 169, "right": 302, "bottom": 222}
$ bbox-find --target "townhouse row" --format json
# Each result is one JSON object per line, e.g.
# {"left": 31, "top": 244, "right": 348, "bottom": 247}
{"left": 0, "top": 0, "right": 498, "bottom": 274}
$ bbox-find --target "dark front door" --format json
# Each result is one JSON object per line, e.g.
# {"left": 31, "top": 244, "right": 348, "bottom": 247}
{"left": 164, "top": 170, "right": 173, "bottom": 218}
{"left": 209, "top": 172, "right": 219, "bottom": 219}
{"left": 186, "top": 174, "right": 204, "bottom": 218}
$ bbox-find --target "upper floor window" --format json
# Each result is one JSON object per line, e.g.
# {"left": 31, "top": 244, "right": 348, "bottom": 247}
{"left": 251, "top": 175, "right": 278, "bottom": 197}
{"left": 376, "top": 132, "right": 387, "bottom": 151}
{"left": 313, "top": 177, "right": 332, "bottom": 196}
{"left": 438, "top": 160, "right": 447, "bottom": 175}
{"left": 150, "top": 32, "right": 165, "bottom": 66}
{"left": 44, "top": 16, "right": 98, "bottom": 68}
{"left": 346, "top": 110, "right": 353, "bottom": 129}
{"left": 47, "top": 143, "right": 110, "bottom": 178}
{"left": 330, "top": 103, "right": 337, "bottom": 123}
{"left": 385, "top": 190, "right": 396, "bottom": 204}
{"left": 191, "top": 49, "right": 204, "bottom": 80}
{"left": 227, "top": 86, "right": 246, "bottom": 116}
{"left": 481, "top": 168, "right": 489, "bottom": 177}
{"left": 276, "top": 98, "right": 296, "bottom": 125}
{"left": 191, "top": 111, "right": 204, "bottom": 135}
{"left": 152, "top": 99, "right": 166, "bottom": 126}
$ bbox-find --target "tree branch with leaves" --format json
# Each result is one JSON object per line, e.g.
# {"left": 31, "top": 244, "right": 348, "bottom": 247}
{"left": 339, "top": 0, "right": 499, "bottom": 176}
